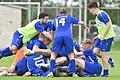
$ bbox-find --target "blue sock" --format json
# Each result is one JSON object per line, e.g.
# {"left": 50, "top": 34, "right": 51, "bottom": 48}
{"left": 0, "top": 47, "right": 13, "bottom": 57}
{"left": 50, "top": 59, "right": 56, "bottom": 72}
{"left": 69, "top": 59, "right": 76, "bottom": 74}
{"left": 103, "top": 69, "right": 109, "bottom": 75}
{"left": 108, "top": 57, "right": 113, "bottom": 62}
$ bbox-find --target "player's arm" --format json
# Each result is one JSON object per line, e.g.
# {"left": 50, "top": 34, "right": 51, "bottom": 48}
{"left": 32, "top": 45, "right": 51, "bottom": 56}
{"left": 75, "top": 48, "right": 92, "bottom": 56}
{"left": 71, "top": 16, "right": 90, "bottom": 32}
{"left": 78, "top": 21, "right": 90, "bottom": 33}
{"left": 74, "top": 51, "right": 84, "bottom": 56}
{"left": 23, "top": 71, "right": 31, "bottom": 76}
{"left": 98, "top": 12, "right": 111, "bottom": 40}
{"left": 35, "top": 21, "right": 48, "bottom": 36}
{"left": 104, "top": 22, "right": 111, "bottom": 35}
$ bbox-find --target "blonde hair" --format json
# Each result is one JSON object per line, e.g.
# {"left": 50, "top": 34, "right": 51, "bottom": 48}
{"left": 82, "top": 39, "right": 92, "bottom": 45}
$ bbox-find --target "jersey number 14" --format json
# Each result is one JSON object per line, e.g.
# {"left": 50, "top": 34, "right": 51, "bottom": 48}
{"left": 59, "top": 18, "right": 65, "bottom": 26}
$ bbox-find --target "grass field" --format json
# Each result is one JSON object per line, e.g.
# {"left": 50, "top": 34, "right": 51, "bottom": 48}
{"left": 0, "top": 41, "right": 120, "bottom": 80}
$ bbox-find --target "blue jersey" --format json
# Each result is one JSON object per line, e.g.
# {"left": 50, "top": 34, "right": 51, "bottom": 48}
{"left": 82, "top": 49, "right": 102, "bottom": 76}
{"left": 83, "top": 49, "right": 98, "bottom": 63}
{"left": 53, "top": 15, "right": 79, "bottom": 38}
{"left": 97, "top": 10, "right": 110, "bottom": 24}
{"left": 43, "top": 20, "right": 55, "bottom": 32}
{"left": 26, "top": 36, "right": 47, "bottom": 50}
{"left": 26, "top": 36, "right": 48, "bottom": 76}
{"left": 35, "top": 20, "right": 54, "bottom": 32}
{"left": 26, "top": 54, "right": 47, "bottom": 76}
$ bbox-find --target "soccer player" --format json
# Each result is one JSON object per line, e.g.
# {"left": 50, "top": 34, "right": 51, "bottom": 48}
{"left": 87, "top": 1, "right": 115, "bottom": 77}
{"left": 0, "top": 32, "right": 52, "bottom": 76}
{"left": 54, "top": 41, "right": 81, "bottom": 77}
{"left": 75, "top": 39, "right": 102, "bottom": 77}
{"left": 0, "top": 12, "right": 50, "bottom": 59}
{"left": 47, "top": 8, "right": 89, "bottom": 77}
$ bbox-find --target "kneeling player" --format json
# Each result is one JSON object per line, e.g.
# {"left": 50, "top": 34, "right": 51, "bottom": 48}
{"left": 75, "top": 39, "right": 102, "bottom": 77}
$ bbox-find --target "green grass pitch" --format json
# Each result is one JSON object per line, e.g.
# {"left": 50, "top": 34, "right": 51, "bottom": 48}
{"left": 0, "top": 44, "right": 120, "bottom": 80}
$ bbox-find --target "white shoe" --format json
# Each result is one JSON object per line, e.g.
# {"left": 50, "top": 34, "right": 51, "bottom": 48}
{"left": 46, "top": 72, "right": 53, "bottom": 77}
{"left": 39, "top": 63, "right": 50, "bottom": 68}
{"left": 0, "top": 71, "right": 8, "bottom": 76}
{"left": 72, "top": 73, "right": 78, "bottom": 77}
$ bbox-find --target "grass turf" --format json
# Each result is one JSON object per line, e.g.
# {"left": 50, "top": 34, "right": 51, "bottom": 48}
{"left": 0, "top": 41, "right": 120, "bottom": 80}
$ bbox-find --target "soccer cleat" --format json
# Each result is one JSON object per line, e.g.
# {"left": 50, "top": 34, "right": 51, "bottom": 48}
{"left": 46, "top": 72, "right": 54, "bottom": 77}
{"left": 108, "top": 58, "right": 115, "bottom": 68}
{"left": 101, "top": 73, "right": 109, "bottom": 77}
{"left": 72, "top": 73, "right": 78, "bottom": 77}
{"left": 0, "top": 71, "right": 8, "bottom": 76}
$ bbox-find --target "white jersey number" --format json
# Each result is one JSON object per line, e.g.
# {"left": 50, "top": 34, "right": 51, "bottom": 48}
{"left": 33, "top": 55, "right": 45, "bottom": 67}
{"left": 59, "top": 18, "right": 65, "bottom": 26}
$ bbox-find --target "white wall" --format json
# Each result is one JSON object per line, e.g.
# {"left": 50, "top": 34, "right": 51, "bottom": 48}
{"left": 0, "top": 5, "right": 21, "bottom": 48}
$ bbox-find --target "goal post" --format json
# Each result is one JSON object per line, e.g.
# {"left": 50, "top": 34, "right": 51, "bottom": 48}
{"left": 0, "top": 2, "right": 40, "bottom": 21}
{"left": 0, "top": 2, "right": 40, "bottom": 48}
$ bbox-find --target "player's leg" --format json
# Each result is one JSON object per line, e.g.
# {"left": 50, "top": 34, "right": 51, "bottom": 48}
{"left": 23, "top": 71, "right": 31, "bottom": 76}
{"left": 93, "top": 38, "right": 114, "bottom": 68}
{"left": 7, "top": 49, "right": 26, "bottom": 73}
{"left": 0, "top": 67, "right": 9, "bottom": 72}
{"left": 101, "top": 52, "right": 109, "bottom": 77}
{"left": 0, "top": 31, "right": 23, "bottom": 59}
{"left": 68, "top": 53, "right": 77, "bottom": 77}
{"left": 49, "top": 52, "right": 57, "bottom": 72}
{"left": 64, "top": 37, "right": 77, "bottom": 77}
{"left": 100, "top": 38, "right": 114, "bottom": 77}
{"left": 0, "top": 49, "right": 25, "bottom": 76}
{"left": 11, "top": 49, "right": 25, "bottom": 67}
{"left": 47, "top": 37, "right": 63, "bottom": 77}
{"left": 56, "top": 57, "right": 67, "bottom": 65}
{"left": 108, "top": 57, "right": 114, "bottom": 68}
{"left": 15, "top": 57, "right": 28, "bottom": 76}
{"left": 76, "top": 58, "right": 102, "bottom": 77}
{"left": 93, "top": 48, "right": 101, "bottom": 58}
{"left": 75, "top": 58, "right": 85, "bottom": 69}
{"left": 93, "top": 38, "right": 102, "bottom": 58}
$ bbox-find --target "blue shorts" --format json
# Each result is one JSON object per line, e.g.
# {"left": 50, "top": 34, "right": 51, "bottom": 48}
{"left": 11, "top": 30, "right": 23, "bottom": 49}
{"left": 58, "top": 48, "right": 68, "bottom": 57}
{"left": 52, "top": 36, "right": 73, "bottom": 55}
{"left": 83, "top": 61, "right": 102, "bottom": 76}
{"left": 94, "top": 37, "right": 114, "bottom": 52}
{"left": 15, "top": 57, "right": 29, "bottom": 76}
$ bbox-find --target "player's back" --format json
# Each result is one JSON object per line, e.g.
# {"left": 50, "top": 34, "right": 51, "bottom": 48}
{"left": 83, "top": 48, "right": 98, "bottom": 63}
{"left": 26, "top": 35, "right": 47, "bottom": 50}
{"left": 53, "top": 15, "right": 79, "bottom": 38}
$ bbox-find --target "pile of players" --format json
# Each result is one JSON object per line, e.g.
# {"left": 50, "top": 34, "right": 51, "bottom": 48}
{"left": 0, "top": 1, "right": 115, "bottom": 77}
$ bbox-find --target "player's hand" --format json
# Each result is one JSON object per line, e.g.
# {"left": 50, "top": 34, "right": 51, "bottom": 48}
{"left": 45, "top": 49, "right": 51, "bottom": 56}
{"left": 99, "top": 34, "right": 106, "bottom": 40}
{"left": 92, "top": 37, "right": 97, "bottom": 43}
{"left": 23, "top": 48, "right": 34, "bottom": 55}
{"left": 85, "top": 27, "right": 90, "bottom": 33}
{"left": 23, "top": 71, "right": 31, "bottom": 76}
{"left": 74, "top": 51, "right": 80, "bottom": 56}
{"left": 8, "top": 66, "right": 15, "bottom": 72}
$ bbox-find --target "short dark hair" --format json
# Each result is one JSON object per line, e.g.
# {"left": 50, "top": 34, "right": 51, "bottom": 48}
{"left": 39, "top": 12, "right": 49, "bottom": 19}
{"left": 82, "top": 39, "right": 92, "bottom": 45}
{"left": 59, "top": 8, "right": 67, "bottom": 14}
{"left": 87, "top": 1, "right": 99, "bottom": 9}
